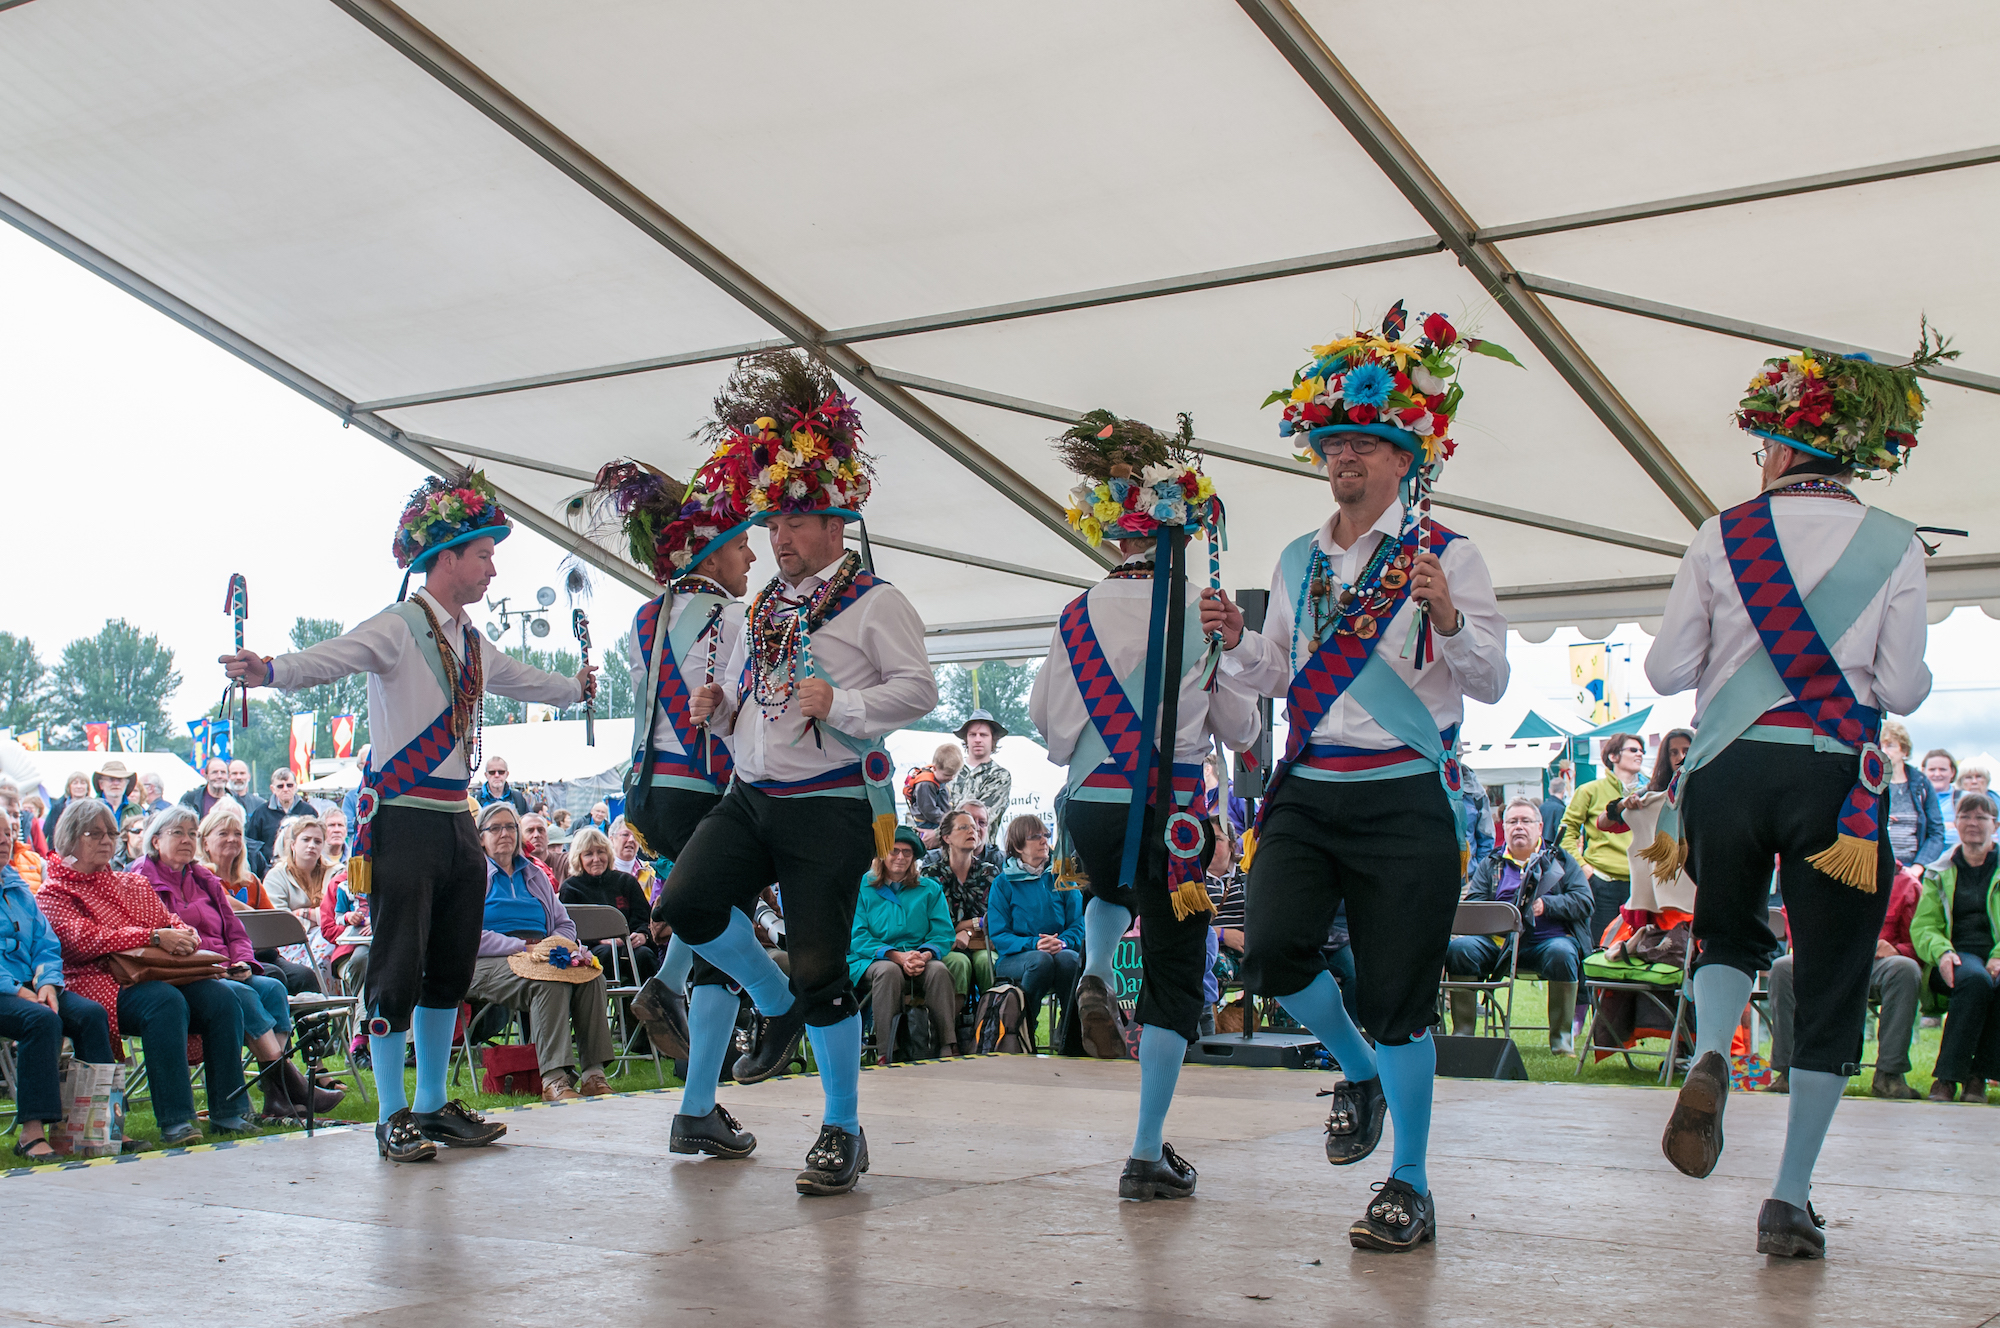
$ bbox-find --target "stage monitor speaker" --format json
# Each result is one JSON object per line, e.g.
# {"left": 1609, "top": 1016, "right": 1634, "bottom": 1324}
{"left": 1432, "top": 1034, "right": 1529, "bottom": 1080}
{"left": 1186, "top": 1030, "right": 1322, "bottom": 1069}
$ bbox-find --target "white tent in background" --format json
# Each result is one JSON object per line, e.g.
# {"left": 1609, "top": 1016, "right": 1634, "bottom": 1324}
{"left": 17, "top": 749, "right": 204, "bottom": 802}
{"left": 0, "top": 2, "right": 1993, "bottom": 670}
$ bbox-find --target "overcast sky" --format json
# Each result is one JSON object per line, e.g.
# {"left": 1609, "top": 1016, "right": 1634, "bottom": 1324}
{"left": 5, "top": 220, "right": 1998, "bottom": 759}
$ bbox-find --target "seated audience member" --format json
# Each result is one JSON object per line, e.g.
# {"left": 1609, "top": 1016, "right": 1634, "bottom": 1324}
{"left": 0, "top": 780, "right": 46, "bottom": 892}
{"left": 958, "top": 799, "right": 1005, "bottom": 870}
{"left": 321, "top": 808, "right": 349, "bottom": 868}
{"left": 922, "top": 809, "right": 999, "bottom": 1003}
{"left": 91, "top": 761, "right": 145, "bottom": 824}
{"left": 41, "top": 771, "right": 91, "bottom": 847}
{"left": 561, "top": 825, "right": 659, "bottom": 980}
{"left": 1769, "top": 862, "right": 1922, "bottom": 1098}
{"left": 135, "top": 807, "right": 341, "bottom": 1118}
{"left": 588, "top": 801, "right": 610, "bottom": 831}
{"left": 320, "top": 864, "right": 370, "bottom": 996}
{"left": 179, "top": 757, "right": 231, "bottom": 818}
{"left": 260, "top": 816, "right": 334, "bottom": 991}
{"left": 912, "top": 743, "right": 963, "bottom": 849}
{"left": 1913, "top": 792, "right": 2000, "bottom": 1103}
{"left": 0, "top": 803, "right": 114, "bottom": 1159}
{"left": 198, "top": 804, "right": 273, "bottom": 911}
{"left": 1447, "top": 795, "right": 1592, "bottom": 1054}
{"left": 523, "top": 811, "right": 567, "bottom": 887}
{"left": 37, "top": 800, "right": 252, "bottom": 1144}
{"left": 552, "top": 808, "right": 573, "bottom": 832}
{"left": 607, "top": 816, "right": 659, "bottom": 904}
{"left": 987, "top": 814, "right": 1084, "bottom": 1041}
{"left": 468, "top": 801, "right": 615, "bottom": 1102}
{"left": 1925, "top": 749, "right": 1961, "bottom": 854}
{"left": 22, "top": 792, "right": 50, "bottom": 857}
{"left": 246, "top": 767, "right": 313, "bottom": 860}
{"left": 1880, "top": 721, "right": 1945, "bottom": 871}
{"left": 112, "top": 808, "right": 149, "bottom": 870}
{"left": 138, "top": 774, "right": 171, "bottom": 817}
{"left": 849, "top": 827, "right": 956, "bottom": 1063}
{"left": 1210, "top": 827, "right": 1246, "bottom": 987}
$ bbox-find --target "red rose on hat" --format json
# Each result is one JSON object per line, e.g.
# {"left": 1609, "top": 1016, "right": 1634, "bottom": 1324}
{"left": 1347, "top": 404, "right": 1378, "bottom": 424}
{"left": 1422, "top": 313, "right": 1456, "bottom": 347}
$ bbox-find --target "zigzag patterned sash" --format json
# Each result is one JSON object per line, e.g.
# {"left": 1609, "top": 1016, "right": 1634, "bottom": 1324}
{"left": 1258, "top": 523, "right": 1453, "bottom": 824}
{"left": 346, "top": 705, "right": 462, "bottom": 896}
{"left": 1722, "top": 493, "right": 1887, "bottom": 889}
{"left": 635, "top": 594, "right": 734, "bottom": 790}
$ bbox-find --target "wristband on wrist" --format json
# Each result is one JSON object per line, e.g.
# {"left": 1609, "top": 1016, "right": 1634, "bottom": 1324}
{"left": 1434, "top": 610, "right": 1466, "bottom": 638}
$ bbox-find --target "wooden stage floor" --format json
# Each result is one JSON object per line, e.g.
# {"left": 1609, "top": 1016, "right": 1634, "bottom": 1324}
{"left": 5, "top": 1055, "right": 1998, "bottom": 1327}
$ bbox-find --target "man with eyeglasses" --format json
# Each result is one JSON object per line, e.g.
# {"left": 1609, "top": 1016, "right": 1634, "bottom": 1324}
{"left": 474, "top": 757, "right": 531, "bottom": 817}
{"left": 1646, "top": 339, "right": 1938, "bottom": 1257}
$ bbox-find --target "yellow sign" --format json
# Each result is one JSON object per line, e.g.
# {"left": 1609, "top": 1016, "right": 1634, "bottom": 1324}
{"left": 1569, "top": 643, "right": 1613, "bottom": 724}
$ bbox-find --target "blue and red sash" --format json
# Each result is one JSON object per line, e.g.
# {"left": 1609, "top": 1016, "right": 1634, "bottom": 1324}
{"left": 1722, "top": 493, "right": 1888, "bottom": 888}
{"left": 634, "top": 593, "right": 734, "bottom": 792}
{"left": 347, "top": 705, "right": 469, "bottom": 897}
{"left": 1258, "top": 522, "right": 1457, "bottom": 825}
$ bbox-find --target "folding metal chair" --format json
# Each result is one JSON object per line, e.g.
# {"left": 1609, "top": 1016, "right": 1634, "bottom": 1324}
{"left": 235, "top": 909, "right": 368, "bottom": 1113}
{"left": 562, "top": 903, "right": 660, "bottom": 1082}
{"left": 1578, "top": 928, "right": 1697, "bottom": 1085}
{"left": 1439, "top": 901, "right": 1523, "bottom": 1038}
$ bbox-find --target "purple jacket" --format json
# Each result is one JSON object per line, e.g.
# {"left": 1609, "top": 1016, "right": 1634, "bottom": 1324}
{"left": 135, "top": 856, "right": 257, "bottom": 969}
{"left": 477, "top": 854, "right": 577, "bottom": 958}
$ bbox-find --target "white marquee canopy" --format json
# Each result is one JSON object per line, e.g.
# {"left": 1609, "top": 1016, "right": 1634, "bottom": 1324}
{"left": 2, "top": 0, "right": 1996, "bottom": 659}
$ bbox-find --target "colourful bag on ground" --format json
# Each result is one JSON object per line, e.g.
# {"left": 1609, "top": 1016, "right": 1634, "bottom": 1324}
{"left": 50, "top": 1058, "right": 125, "bottom": 1157}
{"left": 479, "top": 1042, "right": 542, "bottom": 1097}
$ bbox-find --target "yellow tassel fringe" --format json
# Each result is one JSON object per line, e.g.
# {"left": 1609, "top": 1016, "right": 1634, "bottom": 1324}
{"left": 1168, "top": 874, "right": 1217, "bottom": 922}
{"left": 1635, "top": 830, "right": 1679, "bottom": 870}
{"left": 1805, "top": 834, "right": 1879, "bottom": 893}
{"left": 347, "top": 856, "right": 372, "bottom": 897}
{"left": 1053, "top": 856, "right": 1088, "bottom": 891}
{"left": 1239, "top": 827, "right": 1260, "bottom": 872}
{"left": 872, "top": 813, "right": 897, "bottom": 864}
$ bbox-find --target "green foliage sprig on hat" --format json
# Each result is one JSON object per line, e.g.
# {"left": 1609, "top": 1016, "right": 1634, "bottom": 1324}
{"left": 1736, "top": 319, "right": 1958, "bottom": 475}
{"left": 1053, "top": 409, "right": 1221, "bottom": 547}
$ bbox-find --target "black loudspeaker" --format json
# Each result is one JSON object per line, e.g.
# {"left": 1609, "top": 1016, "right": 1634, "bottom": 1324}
{"left": 1186, "top": 1030, "right": 1323, "bottom": 1069}
{"left": 1432, "top": 1034, "right": 1529, "bottom": 1081}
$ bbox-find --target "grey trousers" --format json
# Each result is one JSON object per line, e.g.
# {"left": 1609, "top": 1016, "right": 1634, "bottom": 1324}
{"left": 1770, "top": 952, "right": 1920, "bottom": 1076}
{"left": 865, "top": 958, "right": 956, "bottom": 1063}
{"left": 467, "top": 955, "right": 616, "bottom": 1078}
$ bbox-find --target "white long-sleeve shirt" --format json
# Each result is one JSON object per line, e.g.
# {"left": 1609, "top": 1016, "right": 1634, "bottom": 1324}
{"left": 1645, "top": 486, "right": 1931, "bottom": 722}
{"left": 1221, "top": 503, "right": 1509, "bottom": 747}
{"left": 266, "top": 587, "right": 582, "bottom": 783}
{"left": 709, "top": 559, "right": 937, "bottom": 784}
{"left": 630, "top": 591, "right": 747, "bottom": 757}
{"left": 1030, "top": 571, "right": 1261, "bottom": 777}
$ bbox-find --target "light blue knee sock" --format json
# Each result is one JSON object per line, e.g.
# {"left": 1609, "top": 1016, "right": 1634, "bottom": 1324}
{"left": 806, "top": 1016, "right": 863, "bottom": 1132}
{"left": 1276, "top": 971, "right": 1378, "bottom": 1083}
{"left": 690, "top": 910, "right": 794, "bottom": 1016}
{"left": 1772, "top": 1069, "right": 1845, "bottom": 1210}
{"left": 1132, "top": 1025, "right": 1187, "bottom": 1162}
{"left": 660, "top": 934, "right": 693, "bottom": 992}
{"left": 1691, "top": 964, "right": 1754, "bottom": 1063}
{"left": 1377, "top": 1033, "right": 1436, "bottom": 1195}
{"left": 370, "top": 1028, "right": 409, "bottom": 1123}
{"left": 409, "top": 1004, "right": 457, "bottom": 1115}
{"left": 678, "top": 983, "right": 738, "bottom": 1120}
{"left": 1083, "top": 898, "right": 1133, "bottom": 986}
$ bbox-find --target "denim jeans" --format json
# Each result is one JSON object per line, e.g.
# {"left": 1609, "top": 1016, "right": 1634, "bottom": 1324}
{"left": 0, "top": 990, "right": 114, "bottom": 1124}
{"left": 225, "top": 973, "right": 293, "bottom": 1040}
{"left": 118, "top": 978, "right": 249, "bottom": 1128}
{"left": 995, "top": 947, "right": 1083, "bottom": 1040}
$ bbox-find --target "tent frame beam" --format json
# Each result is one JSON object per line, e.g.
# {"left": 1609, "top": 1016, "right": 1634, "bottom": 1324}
{"left": 1235, "top": 0, "right": 1714, "bottom": 527}
{"left": 875, "top": 368, "right": 1687, "bottom": 559}
{"left": 1520, "top": 274, "right": 2000, "bottom": 395}
{"left": 332, "top": 0, "right": 1114, "bottom": 571}
{"left": 844, "top": 531, "right": 1096, "bottom": 590}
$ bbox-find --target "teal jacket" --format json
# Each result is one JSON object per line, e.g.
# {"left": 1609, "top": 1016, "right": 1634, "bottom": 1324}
{"left": 0, "top": 864, "right": 63, "bottom": 992}
{"left": 847, "top": 871, "right": 954, "bottom": 987}
{"left": 1912, "top": 852, "right": 2000, "bottom": 977}
{"left": 985, "top": 860, "right": 1085, "bottom": 957}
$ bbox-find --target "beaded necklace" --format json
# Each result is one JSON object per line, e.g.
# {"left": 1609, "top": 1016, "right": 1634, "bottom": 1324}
{"left": 1290, "top": 527, "right": 1411, "bottom": 673}
{"left": 671, "top": 573, "right": 732, "bottom": 599}
{"left": 1774, "top": 478, "right": 1861, "bottom": 505}
{"left": 746, "top": 551, "right": 862, "bottom": 718}
{"left": 410, "top": 596, "right": 484, "bottom": 764}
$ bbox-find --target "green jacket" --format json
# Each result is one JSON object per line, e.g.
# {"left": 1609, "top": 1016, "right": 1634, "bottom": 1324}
{"left": 1562, "top": 773, "right": 1632, "bottom": 881}
{"left": 847, "top": 871, "right": 955, "bottom": 987}
{"left": 1911, "top": 854, "right": 2000, "bottom": 977}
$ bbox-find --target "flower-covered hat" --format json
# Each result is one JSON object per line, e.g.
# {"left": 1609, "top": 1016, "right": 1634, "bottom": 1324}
{"left": 1735, "top": 323, "right": 1956, "bottom": 476}
{"left": 700, "top": 350, "right": 873, "bottom": 522}
{"left": 1055, "top": 409, "right": 1221, "bottom": 547}
{"left": 393, "top": 467, "right": 512, "bottom": 571}
{"left": 566, "top": 458, "right": 753, "bottom": 585}
{"left": 1264, "top": 301, "right": 1521, "bottom": 473}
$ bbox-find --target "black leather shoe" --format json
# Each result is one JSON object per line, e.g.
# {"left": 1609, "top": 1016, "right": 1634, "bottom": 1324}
{"left": 1076, "top": 975, "right": 1124, "bottom": 1059}
{"left": 1118, "top": 1142, "right": 1197, "bottom": 1201}
{"left": 1964, "top": 1078, "right": 1988, "bottom": 1104}
{"left": 1756, "top": 1198, "right": 1826, "bottom": 1258}
{"left": 412, "top": 1099, "right": 506, "bottom": 1147}
{"left": 1870, "top": 1070, "right": 1918, "bottom": 1100}
{"left": 1662, "top": 1049, "right": 1729, "bottom": 1178}
{"left": 671, "top": 1104, "right": 756, "bottom": 1159}
{"left": 1321, "top": 1076, "right": 1387, "bottom": 1166}
{"left": 795, "top": 1124, "right": 868, "bottom": 1196}
{"left": 733, "top": 1003, "right": 809, "bottom": 1084}
{"left": 376, "top": 1109, "right": 438, "bottom": 1163}
{"left": 1349, "top": 1177, "right": 1437, "bottom": 1252}
{"left": 631, "top": 978, "right": 691, "bottom": 1060}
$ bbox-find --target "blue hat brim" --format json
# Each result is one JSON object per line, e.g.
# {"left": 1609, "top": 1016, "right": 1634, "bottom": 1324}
{"left": 1305, "top": 423, "right": 1420, "bottom": 455}
{"left": 750, "top": 507, "right": 861, "bottom": 524}
{"left": 410, "top": 523, "right": 511, "bottom": 571}
{"left": 684, "top": 518, "right": 756, "bottom": 571}
{"left": 1745, "top": 427, "right": 1838, "bottom": 461}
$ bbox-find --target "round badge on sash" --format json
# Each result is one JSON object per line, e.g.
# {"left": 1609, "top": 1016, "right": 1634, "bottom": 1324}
{"left": 1164, "top": 811, "right": 1204, "bottom": 859}
{"left": 1442, "top": 758, "right": 1464, "bottom": 794}
{"left": 863, "top": 749, "right": 894, "bottom": 787}
{"left": 354, "top": 785, "right": 380, "bottom": 826}
{"left": 1858, "top": 742, "right": 1889, "bottom": 795}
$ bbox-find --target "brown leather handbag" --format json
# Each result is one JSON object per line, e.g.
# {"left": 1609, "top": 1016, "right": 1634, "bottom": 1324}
{"left": 101, "top": 947, "right": 229, "bottom": 987}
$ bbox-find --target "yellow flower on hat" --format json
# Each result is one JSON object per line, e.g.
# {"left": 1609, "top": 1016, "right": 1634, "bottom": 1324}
{"left": 1906, "top": 387, "right": 1925, "bottom": 419}
{"left": 1291, "top": 376, "right": 1325, "bottom": 404}
{"left": 1195, "top": 474, "right": 1215, "bottom": 500}
{"left": 1079, "top": 516, "right": 1103, "bottom": 545}
{"left": 1093, "top": 498, "right": 1123, "bottom": 523}
{"left": 1311, "top": 336, "right": 1364, "bottom": 359}
{"left": 1790, "top": 354, "right": 1822, "bottom": 378}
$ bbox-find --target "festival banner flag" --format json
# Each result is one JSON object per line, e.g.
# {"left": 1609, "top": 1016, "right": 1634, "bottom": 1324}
{"left": 115, "top": 723, "right": 145, "bottom": 753}
{"left": 289, "top": 711, "right": 316, "bottom": 780}
{"left": 331, "top": 714, "right": 356, "bottom": 759}
{"left": 187, "top": 718, "right": 212, "bottom": 768}
{"left": 84, "top": 723, "right": 111, "bottom": 752}
{"left": 17, "top": 729, "right": 40, "bottom": 752}
{"left": 210, "top": 719, "right": 232, "bottom": 763}
{"left": 1568, "top": 643, "right": 1612, "bottom": 725}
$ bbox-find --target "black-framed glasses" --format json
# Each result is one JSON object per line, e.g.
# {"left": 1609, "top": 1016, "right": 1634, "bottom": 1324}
{"left": 1322, "top": 435, "right": 1386, "bottom": 458}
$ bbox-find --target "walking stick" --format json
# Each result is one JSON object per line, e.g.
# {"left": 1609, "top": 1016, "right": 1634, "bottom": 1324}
{"left": 222, "top": 573, "right": 250, "bottom": 726}
{"left": 571, "top": 609, "right": 595, "bottom": 746}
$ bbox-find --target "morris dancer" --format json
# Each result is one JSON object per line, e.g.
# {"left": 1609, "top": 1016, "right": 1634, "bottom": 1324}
{"left": 224, "top": 470, "right": 596, "bottom": 1162}
{"left": 1202, "top": 304, "right": 1515, "bottom": 1250}
{"left": 568, "top": 458, "right": 760, "bottom": 1159}
{"left": 1647, "top": 333, "right": 1947, "bottom": 1257}
{"left": 661, "top": 351, "right": 936, "bottom": 1196}
{"left": 1030, "top": 410, "right": 1257, "bottom": 1201}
